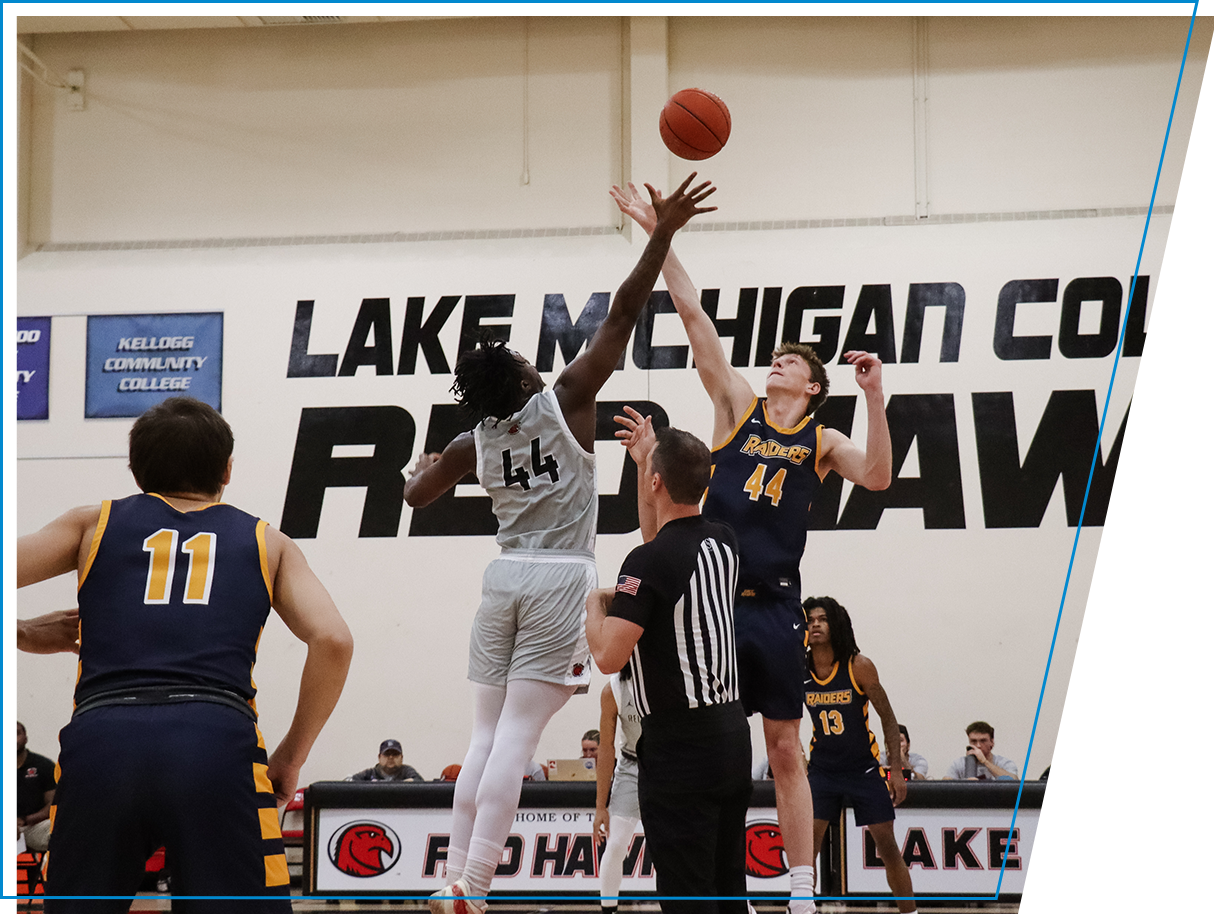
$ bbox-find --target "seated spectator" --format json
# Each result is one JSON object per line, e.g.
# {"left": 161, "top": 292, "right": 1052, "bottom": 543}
{"left": 942, "top": 721, "right": 1018, "bottom": 780}
{"left": 581, "top": 730, "right": 600, "bottom": 759}
{"left": 347, "top": 739, "right": 424, "bottom": 782}
{"left": 879, "top": 724, "right": 929, "bottom": 780}
{"left": 1039, "top": 714, "right": 1141, "bottom": 777}
{"left": 16, "top": 721, "right": 56, "bottom": 853}
{"left": 523, "top": 760, "right": 547, "bottom": 781}
{"left": 440, "top": 764, "right": 462, "bottom": 783}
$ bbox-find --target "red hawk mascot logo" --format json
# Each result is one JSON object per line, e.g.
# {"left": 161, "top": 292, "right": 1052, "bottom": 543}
{"left": 329, "top": 821, "right": 399, "bottom": 877}
{"left": 745, "top": 821, "right": 788, "bottom": 878}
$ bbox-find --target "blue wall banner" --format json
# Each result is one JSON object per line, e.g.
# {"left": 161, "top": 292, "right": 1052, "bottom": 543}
{"left": 17, "top": 317, "right": 52, "bottom": 420}
{"left": 84, "top": 313, "right": 224, "bottom": 418}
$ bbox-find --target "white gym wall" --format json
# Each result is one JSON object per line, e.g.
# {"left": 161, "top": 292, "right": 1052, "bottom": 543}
{"left": 9, "top": 10, "right": 1211, "bottom": 813}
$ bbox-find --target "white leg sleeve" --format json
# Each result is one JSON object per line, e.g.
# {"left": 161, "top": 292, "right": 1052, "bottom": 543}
{"left": 447, "top": 682, "right": 507, "bottom": 878}
{"left": 458, "top": 679, "right": 575, "bottom": 899}
{"left": 599, "top": 813, "right": 640, "bottom": 907}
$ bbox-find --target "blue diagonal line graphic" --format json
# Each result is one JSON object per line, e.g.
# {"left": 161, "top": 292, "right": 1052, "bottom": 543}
{"left": 995, "top": 1, "right": 1194, "bottom": 903}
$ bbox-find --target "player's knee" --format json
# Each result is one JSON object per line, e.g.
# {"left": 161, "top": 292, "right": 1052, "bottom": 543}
{"left": 869, "top": 823, "right": 900, "bottom": 855}
{"left": 765, "top": 730, "right": 805, "bottom": 765}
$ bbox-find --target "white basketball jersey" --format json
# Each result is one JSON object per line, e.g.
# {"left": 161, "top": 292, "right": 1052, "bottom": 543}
{"left": 474, "top": 388, "right": 598, "bottom": 553}
{"left": 610, "top": 671, "right": 642, "bottom": 758}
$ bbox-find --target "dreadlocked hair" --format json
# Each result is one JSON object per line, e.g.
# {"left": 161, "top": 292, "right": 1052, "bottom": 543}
{"left": 802, "top": 595, "right": 861, "bottom": 664}
{"left": 450, "top": 337, "right": 526, "bottom": 426}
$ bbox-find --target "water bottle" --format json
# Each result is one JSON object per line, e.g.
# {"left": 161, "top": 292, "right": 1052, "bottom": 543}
{"left": 964, "top": 747, "right": 979, "bottom": 778}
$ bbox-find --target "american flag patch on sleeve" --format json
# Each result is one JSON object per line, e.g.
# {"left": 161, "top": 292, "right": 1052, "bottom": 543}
{"left": 616, "top": 575, "right": 642, "bottom": 596}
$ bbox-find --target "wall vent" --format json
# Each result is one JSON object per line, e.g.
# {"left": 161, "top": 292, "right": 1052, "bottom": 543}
{"left": 259, "top": 16, "right": 346, "bottom": 26}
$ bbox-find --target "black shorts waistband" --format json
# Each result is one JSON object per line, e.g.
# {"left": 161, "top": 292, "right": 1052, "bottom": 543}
{"left": 737, "top": 579, "right": 801, "bottom": 601}
{"left": 642, "top": 700, "right": 746, "bottom": 738}
{"left": 73, "top": 685, "right": 257, "bottom": 721}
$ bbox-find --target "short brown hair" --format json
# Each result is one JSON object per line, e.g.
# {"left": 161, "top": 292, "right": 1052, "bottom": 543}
{"left": 651, "top": 427, "right": 711, "bottom": 506}
{"left": 772, "top": 342, "right": 830, "bottom": 415}
{"left": 965, "top": 721, "right": 995, "bottom": 739}
{"left": 128, "top": 397, "right": 233, "bottom": 496}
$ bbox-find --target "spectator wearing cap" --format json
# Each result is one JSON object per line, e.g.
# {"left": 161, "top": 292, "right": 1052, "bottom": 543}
{"left": 1039, "top": 718, "right": 1141, "bottom": 782}
{"left": 347, "top": 739, "right": 424, "bottom": 782}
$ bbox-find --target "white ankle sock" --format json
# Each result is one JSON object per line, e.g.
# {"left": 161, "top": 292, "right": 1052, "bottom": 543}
{"left": 445, "top": 845, "right": 468, "bottom": 881}
{"left": 788, "top": 864, "right": 816, "bottom": 914}
{"left": 459, "top": 838, "right": 501, "bottom": 906}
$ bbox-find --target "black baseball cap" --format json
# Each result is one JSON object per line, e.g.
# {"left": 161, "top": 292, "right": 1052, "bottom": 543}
{"left": 379, "top": 739, "right": 403, "bottom": 755}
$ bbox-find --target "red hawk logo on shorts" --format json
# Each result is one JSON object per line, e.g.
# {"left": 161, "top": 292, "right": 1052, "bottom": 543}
{"left": 508, "top": 424, "right": 520, "bottom": 434}
{"left": 572, "top": 663, "right": 585, "bottom": 676}
{"left": 329, "top": 821, "right": 401, "bottom": 877}
{"left": 745, "top": 821, "right": 788, "bottom": 878}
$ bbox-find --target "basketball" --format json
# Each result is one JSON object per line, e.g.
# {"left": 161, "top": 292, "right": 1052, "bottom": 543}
{"left": 660, "top": 88, "right": 731, "bottom": 161}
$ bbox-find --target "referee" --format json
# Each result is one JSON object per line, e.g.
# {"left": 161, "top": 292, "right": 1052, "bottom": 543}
{"left": 587, "top": 420, "right": 750, "bottom": 914}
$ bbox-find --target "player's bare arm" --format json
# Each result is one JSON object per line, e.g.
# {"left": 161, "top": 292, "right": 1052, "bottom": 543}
{"left": 594, "top": 683, "right": 619, "bottom": 847}
{"left": 614, "top": 406, "right": 659, "bottom": 542}
{"left": 610, "top": 181, "right": 754, "bottom": 443}
{"left": 852, "top": 653, "right": 907, "bottom": 806}
{"left": 818, "top": 351, "right": 892, "bottom": 490}
{"left": 264, "top": 527, "right": 355, "bottom": 803}
{"left": 585, "top": 587, "right": 644, "bottom": 675}
{"left": 554, "top": 173, "right": 717, "bottom": 450}
{"left": 17, "top": 504, "right": 103, "bottom": 588}
{"left": 17, "top": 608, "right": 81, "bottom": 654}
{"left": 402, "top": 432, "right": 478, "bottom": 508}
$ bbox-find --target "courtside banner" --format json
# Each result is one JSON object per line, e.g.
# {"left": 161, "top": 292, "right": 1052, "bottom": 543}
{"left": 84, "top": 312, "right": 223, "bottom": 417}
{"left": 844, "top": 806, "right": 1214, "bottom": 898}
{"left": 16, "top": 317, "right": 51, "bottom": 420}
{"left": 313, "top": 803, "right": 798, "bottom": 896}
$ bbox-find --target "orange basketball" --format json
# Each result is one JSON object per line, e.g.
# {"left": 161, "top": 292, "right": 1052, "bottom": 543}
{"left": 660, "top": 88, "right": 731, "bottom": 161}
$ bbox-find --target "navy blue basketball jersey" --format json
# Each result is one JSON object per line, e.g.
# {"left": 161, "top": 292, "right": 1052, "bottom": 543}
{"left": 701, "top": 397, "right": 824, "bottom": 598}
{"left": 75, "top": 494, "right": 273, "bottom": 710}
{"left": 804, "top": 656, "right": 881, "bottom": 772}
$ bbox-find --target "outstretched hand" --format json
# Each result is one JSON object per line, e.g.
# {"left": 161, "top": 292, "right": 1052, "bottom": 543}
{"left": 609, "top": 181, "right": 658, "bottom": 236}
{"left": 644, "top": 172, "right": 717, "bottom": 236}
{"left": 614, "top": 405, "right": 657, "bottom": 470}
{"left": 843, "top": 350, "right": 883, "bottom": 393}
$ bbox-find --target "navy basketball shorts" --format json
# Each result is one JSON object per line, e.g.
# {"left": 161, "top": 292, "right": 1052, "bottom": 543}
{"left": 807, "top": 764, "right": 896, "bottom": 827}
{"left": 734, "top": 594, "right": 808, "bottom": 721}
{"left": 45, "top": 701, "right": 291, "bottom": 914}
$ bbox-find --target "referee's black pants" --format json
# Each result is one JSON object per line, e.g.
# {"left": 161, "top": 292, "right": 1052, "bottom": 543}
{"left": 638, "top": 701, "right": 752, "bottom": 914}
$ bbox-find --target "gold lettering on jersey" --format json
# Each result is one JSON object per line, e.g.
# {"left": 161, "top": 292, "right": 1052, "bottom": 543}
{"left": 805, "top": 690, "right": 852, "bottom": 707}
{"left": 740, "top": 435, "right": 812, "bottom": 465}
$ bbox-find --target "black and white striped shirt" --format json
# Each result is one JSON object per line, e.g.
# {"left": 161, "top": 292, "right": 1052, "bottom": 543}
{"left": 608, "top": 516, "right": 740, "bottom": 718}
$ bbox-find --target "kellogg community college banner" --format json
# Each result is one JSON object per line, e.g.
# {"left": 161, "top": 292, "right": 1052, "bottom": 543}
{"left": 85, "top": 312, "right": 223, "bottom": 418}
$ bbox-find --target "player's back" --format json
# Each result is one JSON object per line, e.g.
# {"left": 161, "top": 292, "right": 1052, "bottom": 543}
{"left": 474, "top": 389, "right": 597, "bottom": 554}
{"left": 702, "top": 397, "right": 823, "bottom": 598}
{"left": 75, "top": 493, "right": 272, "bottom": 707}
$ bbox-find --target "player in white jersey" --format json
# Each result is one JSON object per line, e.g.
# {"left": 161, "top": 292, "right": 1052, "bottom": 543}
{"left": 403, "top": 173, "right": 717, "bottom": 915}
{"left": 594, "top": 666, "right": 643, "bottom": 913}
